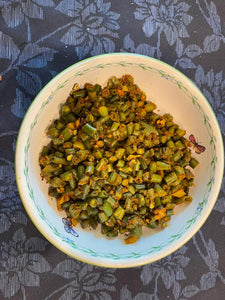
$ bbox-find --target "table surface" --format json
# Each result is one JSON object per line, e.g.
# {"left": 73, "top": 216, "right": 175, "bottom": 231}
{"left": 0, "top": 0, "right": 225, "bottom": 299}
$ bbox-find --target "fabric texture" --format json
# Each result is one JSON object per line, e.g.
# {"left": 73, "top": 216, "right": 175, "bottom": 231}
{"left": 0, "top": 0, "right": 225, "bottom": 299}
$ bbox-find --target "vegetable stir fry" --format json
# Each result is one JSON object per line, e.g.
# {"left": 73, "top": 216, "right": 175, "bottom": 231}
{"left": 39, "top": 75, "right": 199, "bottom": 244}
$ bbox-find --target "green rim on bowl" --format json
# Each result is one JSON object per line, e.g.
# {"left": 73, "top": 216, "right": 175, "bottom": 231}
{"left": 15, "top": 53, "right": 224, "bottom": 268}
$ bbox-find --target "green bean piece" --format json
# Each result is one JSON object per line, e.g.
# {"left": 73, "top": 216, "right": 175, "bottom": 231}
{"left": 52, "top": 156, "right": 67, "bottom": 165}
{"left": 174, "top": 166, "right": 185, "bottom": 175}
{"left": 73, "top": 140, "right": 85, "bottom": 150}
{"left": 137, "top": 170, "right": 143, "bottom": 178}
{"left": 85, "top": 165, "right": 94, "bottom": 175}
{"left": 160, "top": 135, "right": 167, "bottom": 144}
{"left": 117, "top": 160, "right": 125, "bottom": 168}
{"left": 145, "top": 102, "right": 155, "bottom": 112}
{"left": 71, "top": 89, "right": 86, "bottom": 99}
{"left": 132, "top": 225, "right": 142, "bottom": 237}
{"left": 89, "top": 199, "right": 97, "bottom": 208}
{"left": 185, "top": 169, "right": 194, "bottom": 180}
{"left": 135, "top": 184, "right": 146, "bottom": 190}
{"left": 106, "top": 164, "right": 113, "bottom": 173}
{"left": 156, "top": 161, "right": 171, "bottom": 171}
{"left": 189, "top": 157, "right": 199, "bottom": 169}
{"left": 173, "top": 150, "right": 183, "bottom": 162}
{"left": 66, "top": 115, "right": 76, "bottom": 125}
{"left": 80, "top": 220, "right": 89, "bottom": 229}
{"left": 80, "top": 132, "right": 89, "bottom": 142}
{"left": 103, "top": 202, "right": 113, "bottom": 217}
{"left": 98, "top": 106, "right": 108, "bottom": 117}
{"left": 52, "top": 138, "right": 64, "bottom": 145}
{"left": 61, "top": 201, "right": 71, "bottom": 210}
{"left": 80, "top": 211, "right": 88, "bottom": 220}
{"left": 98, "top": 190, "right": 108, "bottom": 198}
{"left": 108, "top": 172, "right": 117, "bottom": 183}
{"left": 48, "top": 127, "right": 60, "bottom": 138}
{"left": 142, "top": 122, "right": 158, "bottom": 135}
{"left": 165, "top": 172, "right": 178, "bottom": 185}
{"left": 125, "top": 198, "right": 133, "bottom": 212}
{"left": 78, "top": 175, "right": 89, "bottom": 185}
{"left": 61, "top": 105, "right": 71, "bottom": 120}
{"left": 150, "top": 174, "right": 162, "bottom": 183}
{"left": 89, "top": 218, "right": 98, "bottom": 229}
{"left": 148, "top": 188, "right": 155, "bottom": 198}
{"left": 106, "top": 196, "right": 117, "bottom": 208}
{"left": 137, "top": 194, "right": 145, "bottom": 207}
{"left": 140, "top": 207, "right": 147, "bottom": 215}
{"left": 82, "top": 123, "right": 97, "bottom": 136}
{"left": 167, "top": 140, "right": 175, "bottom": 149}
{"left": 96, "top": 158, "right": 107, "bottom": 172}
{"left": 128, "top": 185, "right": 136, "bottom": 195}
{"left": 69, "top": 204, "right": 81, "bottom": 219}
{"left": 96, "top": 197, "right": 103, "bottom": 206}
{"left": 175, "top": 140, "right": 185, "bottom": 149}
{"left": 127, "top": 123, "right": 134, "bottom": 135}
{"left": 113, "top": 206, "right": 125, "bottom": 220}
{"left": 154, "top": 197, "right": 161, "bottom": 207}
{"left": 115, "top": 148, "right": 125, "bottom": 159}
{"left": 162, "top": 195, "right": 172, "bottom": 205}
{"left": 59, "top": 171, "right": 72, "bottom": 181}
{"left": 176, "top": 128, "right": 186, "bottom": 138}
{"left": 49, "top": 177, "right": 65, "bottom": 188}
{"left": 140, "top": 159, "right": 148, "bottom": 170}
{"left": 81, "top": 185, "right": 90, "bottom": 200}
{"left": 124, "top": 145, "right": 132, "bottom": 155}
{"left": 77, "top": 165, "right": 85, "bottom": 179}
{"left": 61, "top": 127, "right": 74, "bottom": 141}
{"left": 98, "top": 212, "right": 108, "bottom": 223}
{"left": 41, "top": 164, "right": 61, "bottom": 176}
{"left": 110, "top": 122, "right": 120, "bottom": 132}
{"left": 147, "top": 221, "right": 158, "bottom": 228}
{"left": 155, "top": 184, "right": 166, "bottom": 197}
{"left": 65, "top": 148, "right": 76, "bottom": 155}
{"left": 106, "top": 229, "right": 118, "bottom": 238}
{"left": 93, "top": 149, "right": 103, "bottom": 160}
{"left": 150, "top": 162, "right": 157, "bottom": 173}
{"left": 166, "top": 209, "right": 174, "bottom": 216}
{"left": 99, "top": 116, "right": 109, "bottom": 124}
{"left": 41, "top": 146, "right": 50, "bottom": 156}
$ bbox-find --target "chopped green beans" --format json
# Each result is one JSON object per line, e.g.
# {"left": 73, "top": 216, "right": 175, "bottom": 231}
{"left": 189, "top": 157, "right": 199, "bottom": 169}
{"left": 103, "top": 202, "right": 113, "bottom": 217}
{"left": 39, "top": 74, "right": 199, "bottom": 244}
{"left": 165, "top": 172, "right": 178, "bottom": 185}
{"left": 156, "top": 161, "right": 171, "bottom": 171}
{"left": 98, "top": 106, "right": 108, "bottom": 117}
{"left": 150, "top": 174, "right": 162, "bottom": 183}
{"left": 82, "top": 123, "right": 97, "bottom": 136}
{"left": 113, "top": 206, "right": 125, "bottom": 220}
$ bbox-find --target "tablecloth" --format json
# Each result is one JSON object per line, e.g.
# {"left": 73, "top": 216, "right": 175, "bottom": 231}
{"left": 0, "top": 0, "right": 225, "bottom": 299}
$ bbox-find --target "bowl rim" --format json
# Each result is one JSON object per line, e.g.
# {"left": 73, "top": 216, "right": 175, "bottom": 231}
{"left": 15, "top": 53, "right": 224, "bottom": 268}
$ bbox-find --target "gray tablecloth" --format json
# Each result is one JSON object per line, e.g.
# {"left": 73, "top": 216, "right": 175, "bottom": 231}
{"left": 0, "top": 0, "right": 225, "bottom": 299}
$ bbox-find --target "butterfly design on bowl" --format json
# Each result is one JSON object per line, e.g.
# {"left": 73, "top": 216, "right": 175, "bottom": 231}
{"left": 189, "top": 134, "right": 206, "bottom": 154}
{"left": 62, "top": 217, "right": 79, "bottom": 237}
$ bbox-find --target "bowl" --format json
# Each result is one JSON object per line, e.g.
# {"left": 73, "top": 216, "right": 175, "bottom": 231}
{"left": 15, "top": 53, "right": 224, "bottom": 268}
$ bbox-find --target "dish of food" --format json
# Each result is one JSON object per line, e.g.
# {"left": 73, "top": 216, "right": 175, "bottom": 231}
{"left": 39, "top": 74, "right": 199, "bottom": 244}
{"left": 15, "top": 53, "right": 224, "bottom": 267}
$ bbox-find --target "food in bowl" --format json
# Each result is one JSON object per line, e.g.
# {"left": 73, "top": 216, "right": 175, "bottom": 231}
{"left": 39, "top": 74, "right": 199, "bottom": 244}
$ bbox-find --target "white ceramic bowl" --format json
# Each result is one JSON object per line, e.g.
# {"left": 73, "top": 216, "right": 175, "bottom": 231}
{"left": 15, "top": 53, "right": 224, "bottom": 268}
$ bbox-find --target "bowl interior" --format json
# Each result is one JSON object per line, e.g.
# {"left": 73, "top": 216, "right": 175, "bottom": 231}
{"left": 16, "top": 54, "right": 224, "bottom": 267}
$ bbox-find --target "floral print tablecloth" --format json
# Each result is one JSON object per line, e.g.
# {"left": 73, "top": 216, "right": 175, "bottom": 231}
{"left": 0, "top": 0, "right": 225, "bottom": 299}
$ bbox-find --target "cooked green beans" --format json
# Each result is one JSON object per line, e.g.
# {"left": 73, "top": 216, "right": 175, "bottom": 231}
{"left": 39, "top": 75, "right": 199, "bottom": 244}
